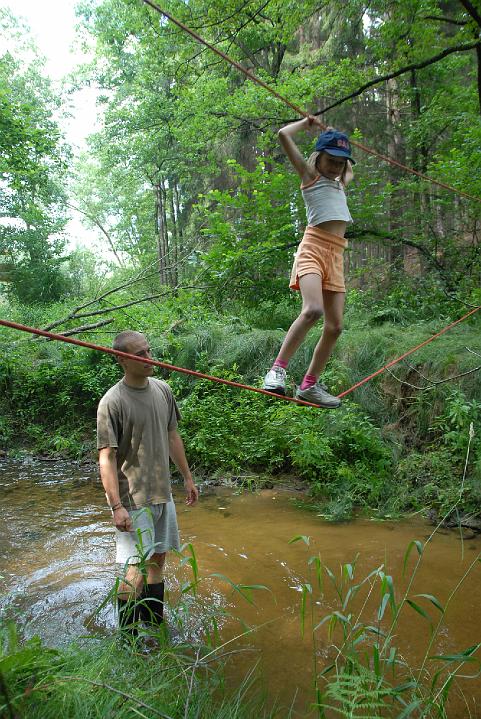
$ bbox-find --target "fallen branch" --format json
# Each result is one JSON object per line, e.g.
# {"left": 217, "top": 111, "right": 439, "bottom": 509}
{"left": 29, "top": 675, "right": 174, "bottom": 719}
{"left": 40, "top": 269, "right": 161, "bottom": 333}
{"left": 385, "top": 366, "right": 425, "bottom": 390}
{"left": 466, "top": 346, "right": 481, "bottom": 359}
{"left": 385, "top": 359, "right": 481, "bottom": 391}
{"left": 40, "top": 245, "right": 205, "bottom": 334}
{"left": 52, "top": 319, "right": 114, "bottom": 337}
{"left": 72, "top": 294, "right": 169, "bottom": 319}
{"left": 405, "top": 361, "right": 481, "bottom": 385}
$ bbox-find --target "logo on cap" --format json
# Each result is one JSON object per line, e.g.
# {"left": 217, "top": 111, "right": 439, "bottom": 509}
{"left": 314, "top": 130, "right": 355, "bottom": 163}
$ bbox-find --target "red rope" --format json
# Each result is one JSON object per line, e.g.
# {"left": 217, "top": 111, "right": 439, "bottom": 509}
{"left": 0, "top": 319, "right": 319, "bottom": 408}
{"left": 141, "top": 0, "right": 481, "bottom": 205}
{"left": 337, "top": 305, "right": 481, "bottom": 398}
{"left": 1, "top": 309, "right": 479, "bottom": 405}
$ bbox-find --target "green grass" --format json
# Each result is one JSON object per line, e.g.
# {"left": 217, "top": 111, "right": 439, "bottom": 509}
{"left": 0, "top": 621, "right": 271, "bottom": 719}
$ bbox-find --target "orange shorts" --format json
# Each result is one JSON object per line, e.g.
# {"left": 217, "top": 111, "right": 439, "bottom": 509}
{"left": 289, "top": 226, "right": 347, "bottom": 293}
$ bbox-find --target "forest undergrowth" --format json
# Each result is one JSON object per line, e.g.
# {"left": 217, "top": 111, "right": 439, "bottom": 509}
{"left": 1, "top": 283, "right": 480, "bottom": 523}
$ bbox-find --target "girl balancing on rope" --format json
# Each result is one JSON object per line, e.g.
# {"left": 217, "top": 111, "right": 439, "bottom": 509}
{"left": 263, "top": 116, "right": 355, "bottom": 408}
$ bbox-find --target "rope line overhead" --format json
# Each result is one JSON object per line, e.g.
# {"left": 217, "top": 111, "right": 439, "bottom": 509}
{"left": 141, "top": 0, "right": 481, "bottom": 205}
{"left": 1, "top": 308, "right": 479, "bottom": 406}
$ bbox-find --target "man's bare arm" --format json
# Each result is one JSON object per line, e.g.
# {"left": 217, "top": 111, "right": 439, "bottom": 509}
{"left": 98, "top": 446, "right": 132, "bottom": 531}
{"left": 168, "top": 430, "right": 199, "bottom": 506}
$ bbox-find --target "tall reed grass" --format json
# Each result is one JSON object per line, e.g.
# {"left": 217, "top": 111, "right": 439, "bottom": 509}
{"left": 290, "top": 424, "right": 481, "bottom": 717}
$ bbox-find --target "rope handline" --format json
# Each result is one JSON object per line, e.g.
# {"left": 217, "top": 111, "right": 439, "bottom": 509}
{"left": 141, "top": 0, "right": 481, "bottom": 205}
{"left": 0, "top": 319, "right": 319, "bottom": 408}
{"left": 337, "top": 305, "right": 481, "bottom": 398}
{"left": 1, "top": 308, "right": 479, "bottom": 405}
{"left": 141, "top": 0, "right": 307, "bottom": 118}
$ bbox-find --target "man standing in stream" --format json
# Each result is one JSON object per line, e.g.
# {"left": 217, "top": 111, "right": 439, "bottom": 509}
{"left": 97, "top": 330, "right": 198, "bottom": 634}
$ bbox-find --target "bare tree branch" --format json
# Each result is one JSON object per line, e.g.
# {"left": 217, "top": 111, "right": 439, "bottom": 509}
{"left": 66, "top": 202, "right": 125, "bottom": 268}
{"left": 442, "top": 290, "right": 481, "bottom": 310}
{"left": 386, "top": 359, "right": 481, "bottom": 391}
{"left": 385, "top": 366, "right": 425, "bottom": 390}
{"left": 40, "top": 242, "right": 204, "bottom": 334}
{"left": 40, "top": 269, "right": 161, "bottom": 332}
{"left": 466, "top": 346, "right": 481, "bottom": 359}
{"left": 52, "top": 319, "right": 114, "bottom": 337}
{"left": 72, "top": 293, "right": 170, "bottom": 318}
{"left": 317, "top": 41, "right": 480, "bottom": 114}
{"left": 423, "top": 15, "right": 467, "bottom": 26}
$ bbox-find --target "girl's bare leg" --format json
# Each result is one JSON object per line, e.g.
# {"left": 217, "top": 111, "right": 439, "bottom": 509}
{"left": 305, "top": 290, "right": 345, "bottom": 377}
{"left": 276, "top": 274, "right": 324, "bottom": 363}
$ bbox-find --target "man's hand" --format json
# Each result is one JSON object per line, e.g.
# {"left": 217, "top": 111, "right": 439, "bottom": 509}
{"left": 184, "top": 477, "right": 199, "bottom": 506}
{"left": 113, "top": 506, "right": 132, "bottom": 531}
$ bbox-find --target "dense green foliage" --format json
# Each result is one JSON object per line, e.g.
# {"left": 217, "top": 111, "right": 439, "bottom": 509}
{"left": 1, "top": 289, "right": 480, "bottom": 520}
{"left": 69, "top": 0, "right": 481, "bottom": 293}
{"left": 0, "top": 10, "right": 72, "bottom": 304}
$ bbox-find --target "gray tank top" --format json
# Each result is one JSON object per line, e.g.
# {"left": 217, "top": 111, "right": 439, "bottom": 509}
{"left": 301, "top": 175, "right": 353, "bottom": 226}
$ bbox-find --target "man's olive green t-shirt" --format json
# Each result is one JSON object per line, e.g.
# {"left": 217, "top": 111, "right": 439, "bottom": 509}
{"left": 96, "top": 378, "right": 181, "bottom": 508}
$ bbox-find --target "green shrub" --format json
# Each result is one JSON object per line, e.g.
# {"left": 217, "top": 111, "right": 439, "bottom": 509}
{"left": 178, "top": 369, "right": 290, "bottom": 473}
{"left": 0, "top": 348, "right": 120, "bottom": 456}
{"left": 179, "top": 370, "right": 394, "bottom": 518}
{"left": 394, "top": 447, "right": 481, "bottom": 516}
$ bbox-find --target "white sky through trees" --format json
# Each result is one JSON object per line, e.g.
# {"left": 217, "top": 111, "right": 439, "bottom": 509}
{"left": 2, "top": 0, "right": 101, "bottom": 250}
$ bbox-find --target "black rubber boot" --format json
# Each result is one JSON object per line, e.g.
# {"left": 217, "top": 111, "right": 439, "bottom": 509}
{"left": 117, "top": 596, "right": 142, "bottom": 635}
{"left": 139, "top": 581, "right": 164, "bottom": 626}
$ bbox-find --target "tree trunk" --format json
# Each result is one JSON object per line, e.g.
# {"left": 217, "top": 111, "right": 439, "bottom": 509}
{"left": 154, "top": 182, "right": 166, "bottom": 285}
{"left": 168, "top": 184, "right": 179, "bottom": 286}
{"left": 386, "top": 76, "right": 406, "bottom": 270}
{"left": 160, "top": 179, "right": 172, "bottom": 286}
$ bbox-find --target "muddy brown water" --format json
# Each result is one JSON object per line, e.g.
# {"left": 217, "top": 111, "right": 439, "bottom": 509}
{"left": 1, "top": 459, "right": 480, "bottom": 717}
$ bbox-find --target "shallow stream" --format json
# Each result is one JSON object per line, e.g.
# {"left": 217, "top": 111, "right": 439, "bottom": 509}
{"left": 1, "top": 459, "right": 480, "bottom": 717}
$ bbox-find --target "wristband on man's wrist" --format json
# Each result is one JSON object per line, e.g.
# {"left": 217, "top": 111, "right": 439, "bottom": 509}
{"left": 109, "top": 502, "right": 123, "bottom": 512}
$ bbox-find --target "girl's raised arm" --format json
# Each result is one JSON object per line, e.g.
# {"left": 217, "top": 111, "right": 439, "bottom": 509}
{"left": 342, "top": 160, "right": 354, "bottom": 187}
{"left": 278, "top": 116, "right": 319, "bottom": 184}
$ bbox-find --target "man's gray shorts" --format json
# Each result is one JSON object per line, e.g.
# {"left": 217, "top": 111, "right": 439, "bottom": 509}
{"left": 115, "top": 499, "right": 181, "bottom": 565}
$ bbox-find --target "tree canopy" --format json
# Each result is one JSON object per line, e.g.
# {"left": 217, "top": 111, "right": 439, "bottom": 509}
{"left": 68, "top": 0, "right": 481, "bottom": 304}
{"left": 0, "top": 9, "right": 71, "bottom": 303}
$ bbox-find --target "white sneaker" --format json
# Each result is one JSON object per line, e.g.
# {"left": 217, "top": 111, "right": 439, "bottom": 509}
{"left": 263, "top": 366, "right": 287, "bottom": 395}
{"left": 296, "top": 382, "right": 341, "bottom": 408}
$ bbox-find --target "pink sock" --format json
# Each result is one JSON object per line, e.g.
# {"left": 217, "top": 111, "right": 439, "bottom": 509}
{"left": 300, "top": 374, "right": 317, "bottom": 391}
{"left": 273, "top": 358, "right": 288, "bottom": 370}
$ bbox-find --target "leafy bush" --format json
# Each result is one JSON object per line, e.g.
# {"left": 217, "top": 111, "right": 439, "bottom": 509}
{"left": 394, "top": 446, "right": 481, "bottom": 517}
{"left": 179, "top": 369, "right": 394, "bottom": 517}
{"left": 0, "top": 348, "right": 120, "bottom": 454}
{"left": 431, "top": 388, "right": 481, "bottom": 457}
{"left": 178, "top": 368, "right": 290, "bottom": 473}
{"left": 195, "top": 159, "right": 300, "bottom": 308}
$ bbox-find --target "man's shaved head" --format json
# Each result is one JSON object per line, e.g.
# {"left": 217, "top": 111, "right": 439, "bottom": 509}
{"left": 113, "top": 331, "right": 146, "bottom": 353}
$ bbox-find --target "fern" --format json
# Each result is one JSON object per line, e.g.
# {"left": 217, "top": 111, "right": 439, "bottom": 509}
{"left": 318, "top": 665, "right": 400, "bottom": 718}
